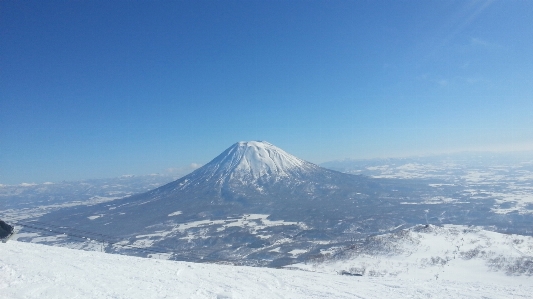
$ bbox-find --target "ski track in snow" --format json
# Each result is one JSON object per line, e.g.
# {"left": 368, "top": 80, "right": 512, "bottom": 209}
{"left": 1, "top": 241, "right": 531, "bottom": 299}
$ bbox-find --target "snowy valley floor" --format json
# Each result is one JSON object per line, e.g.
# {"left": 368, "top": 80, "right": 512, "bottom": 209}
{"left": 1, "top": 240, "right": 532, "bottom": 299}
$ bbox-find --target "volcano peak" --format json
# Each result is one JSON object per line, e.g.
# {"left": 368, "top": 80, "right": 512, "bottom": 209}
{"left": 166, "top": 141, "right": 324, "bottom": 192}
{"left": 215, "top": 141, "right": 308, "bottom": 179}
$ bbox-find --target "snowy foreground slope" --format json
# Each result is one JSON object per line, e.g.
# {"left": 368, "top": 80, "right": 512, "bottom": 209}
{"left": 1, "top": 240, "right": 532, "bottom": 299}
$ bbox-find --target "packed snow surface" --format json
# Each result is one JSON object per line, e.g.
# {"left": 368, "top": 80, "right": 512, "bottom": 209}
{"left": 1, "top": 241, "right": 532, "bottom": 299}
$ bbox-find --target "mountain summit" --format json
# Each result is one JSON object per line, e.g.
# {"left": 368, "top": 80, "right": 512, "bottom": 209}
{"left": 179, "top": 141, "right": 319, "bottom": 188}
{"left": 209, "top": 141, "right": 310, "bottom": 178}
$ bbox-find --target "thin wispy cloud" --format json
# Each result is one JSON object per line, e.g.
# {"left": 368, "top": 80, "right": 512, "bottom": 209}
{"left": 470, "top": 37, "right": 501, "bottom": 49}
{"left": 422, "top": 0, "right": 495, "bottom": 62}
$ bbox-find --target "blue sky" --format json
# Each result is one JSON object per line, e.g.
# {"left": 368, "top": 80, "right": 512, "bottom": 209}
{"left": 1, "top": 0, "right": 532, "bottom": 184}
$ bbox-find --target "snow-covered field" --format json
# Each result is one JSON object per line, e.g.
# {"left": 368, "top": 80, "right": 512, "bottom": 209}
{"left": 1, "top": 239, "right": 531, "bottom": 299}
{"left": 131, "top": 214, "right": 304, "bottom": 249}
{"left": 324, "top": 156, "right": 533, "bottom": 215}
{"left": 294, "top": 225, "right": 533, "bottom": 280}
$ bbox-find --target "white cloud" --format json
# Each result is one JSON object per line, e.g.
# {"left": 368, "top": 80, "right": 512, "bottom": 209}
{"left": 19, "top": 183, "right": 37, "bottom": 187}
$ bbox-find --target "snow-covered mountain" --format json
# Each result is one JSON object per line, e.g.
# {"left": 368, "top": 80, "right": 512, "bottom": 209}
{"left": 182, "top": 141, "right": 317, "bottom": 184}
{"left": 13, "top": 141, "right": 533, "bottom": 266}
{"left": 149, "top": 140, "right": 359, "bottom": 198}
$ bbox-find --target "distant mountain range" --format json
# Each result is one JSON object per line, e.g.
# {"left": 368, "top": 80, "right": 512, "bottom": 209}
{"left": 8, "top": 141, "right": 533, "bottom": 266}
